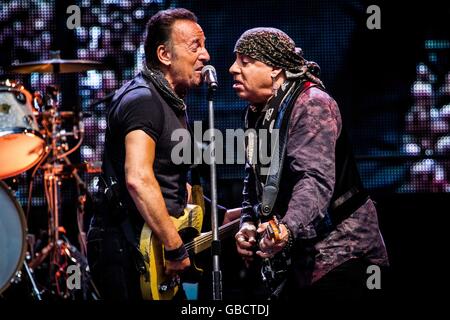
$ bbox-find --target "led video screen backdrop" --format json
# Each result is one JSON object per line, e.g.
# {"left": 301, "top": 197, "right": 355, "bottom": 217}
{"left": 1, "top": 0, "right": 449, "bottom": 210}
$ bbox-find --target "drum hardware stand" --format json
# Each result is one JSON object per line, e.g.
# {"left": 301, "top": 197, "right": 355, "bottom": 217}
{"left": 28, "top": 85, "right": 93, "bottom": 299}
{"left": 59, "top": 155, "right": 100, "bottom": 299}
{"left": 22, "top": 234, "right": 43, "bottom": 300}
{"left": 61, "top": 155, "right": 88, "bottom": 257}
{"left": 4, "top": 53, "right": 107, "bottom": 299}
{"left": 23, "top": 260, "right": 42, "bottom": 301}
{"left": 6, "top": 239, "right": 43, "bottom": 300}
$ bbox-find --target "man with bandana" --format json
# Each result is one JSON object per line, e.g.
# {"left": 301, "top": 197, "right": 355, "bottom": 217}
{"left": 231, "top": 28, "right": 389, "bottom": 300}
{"left": 86, "top": 8, "right": 210, "bottom": 300}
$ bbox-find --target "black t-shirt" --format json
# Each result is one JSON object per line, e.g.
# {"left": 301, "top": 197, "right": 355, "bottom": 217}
{"left": 103, "top": 73, "right": 191, "bottom": 230}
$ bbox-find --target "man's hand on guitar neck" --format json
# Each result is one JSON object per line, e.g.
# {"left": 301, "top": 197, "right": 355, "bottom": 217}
{"left": 235, "top": 222, "right": 257, "bottom": 267}
{"left": 256, "top": 220, "right": 290, "bottom": 259}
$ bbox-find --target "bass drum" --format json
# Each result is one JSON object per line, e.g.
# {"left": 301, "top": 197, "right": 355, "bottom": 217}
{"left": 0, "top": 181, "right": 27, "bottom": 295}
{"left": 0, "top": 80, "right": 45, "bottom": 179}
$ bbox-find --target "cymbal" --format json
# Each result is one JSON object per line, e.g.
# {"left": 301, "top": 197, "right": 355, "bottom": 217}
{"left": 7, "top": 59, "right": 107, "bottom": 74}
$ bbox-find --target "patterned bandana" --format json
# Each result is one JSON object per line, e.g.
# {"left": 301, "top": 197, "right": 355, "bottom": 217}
{"left": 234, "top": 27, "right": 324, "bottom": 87}
{"left": 234, "top": 27, "right": 302, "bottom": 72}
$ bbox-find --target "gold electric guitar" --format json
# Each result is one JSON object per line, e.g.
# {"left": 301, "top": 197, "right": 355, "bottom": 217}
{"left": 139, "top": 204, "right": 240, "bottom": 300}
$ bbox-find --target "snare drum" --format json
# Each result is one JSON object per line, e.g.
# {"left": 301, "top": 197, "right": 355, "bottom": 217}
{"left": 0, "top": 181, "right": 27, "bottom": 294}
{"left": 0, "top": 80, "right": 45, "bottom": 179}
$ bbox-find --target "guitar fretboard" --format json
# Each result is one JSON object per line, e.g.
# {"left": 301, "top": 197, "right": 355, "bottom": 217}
{"left": 184, "top": 219, "right": 239, "bottom": 254}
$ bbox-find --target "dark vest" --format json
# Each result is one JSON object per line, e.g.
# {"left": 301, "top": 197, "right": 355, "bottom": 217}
{"left": 245, "top": 81, "right": 367, "bottom": 226}
{"left": 103, "top": 73, "right": 190, "bottom": 231}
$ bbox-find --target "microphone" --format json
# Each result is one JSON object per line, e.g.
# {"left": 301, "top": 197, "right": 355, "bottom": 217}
{"left": 201, "top": 65, "right": 218, "bottom": 90}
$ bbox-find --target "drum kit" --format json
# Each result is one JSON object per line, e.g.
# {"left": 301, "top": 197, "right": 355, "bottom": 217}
{"left": 0, "top": 54, "right": 105, "bottom": 300}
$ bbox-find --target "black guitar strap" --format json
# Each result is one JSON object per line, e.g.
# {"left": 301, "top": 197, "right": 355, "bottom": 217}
{"left": 254, "top": 81, "right": 318, "bottom": 300}
{"left": 257, "top": 80, "right": 368, "bottom": 228}
{"left": 259, "top": 81, "right": 318, "bottom": 218}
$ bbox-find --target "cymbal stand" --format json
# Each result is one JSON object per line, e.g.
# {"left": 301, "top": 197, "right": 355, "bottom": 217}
{"left": 23, "top": 260, "right": 42, "bottom": 300}
{"left": 29, "top": 86, "right": 91, "bottom": 299}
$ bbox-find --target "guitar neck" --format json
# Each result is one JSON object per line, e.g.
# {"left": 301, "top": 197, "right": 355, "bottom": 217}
{"left": 185, "top": 219, "right": 240, "bottom": 255}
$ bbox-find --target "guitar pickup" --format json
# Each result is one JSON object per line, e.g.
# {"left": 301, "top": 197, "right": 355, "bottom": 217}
{"left": 266, "top": 218, "right": 281, "bottom": 241}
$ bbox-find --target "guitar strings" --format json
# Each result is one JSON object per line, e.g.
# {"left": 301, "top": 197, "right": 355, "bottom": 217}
{"left": 184, "top": 222, "right": 238, "bottom": 251}
{"left": 184, "top": 227, "right": 223, "bottom": 251}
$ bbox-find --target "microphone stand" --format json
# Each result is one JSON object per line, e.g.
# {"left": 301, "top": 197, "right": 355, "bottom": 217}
{"left": 207, "top": 85, "right": 222, "bottom": 300}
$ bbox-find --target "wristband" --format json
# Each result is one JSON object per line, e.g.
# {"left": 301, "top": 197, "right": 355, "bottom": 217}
{"left": 164, "top": 243, "right": 189, "bottom": 261}
{"left": 279, "top": 222, "right": 294, "bottom": 252}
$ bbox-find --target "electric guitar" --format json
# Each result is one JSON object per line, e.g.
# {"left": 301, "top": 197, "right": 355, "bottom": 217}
{"left": 139, "top": 204, "right": 240, "bottom": 300}
{"left": 259, "top": 217, "right": 291, "bottom": 296}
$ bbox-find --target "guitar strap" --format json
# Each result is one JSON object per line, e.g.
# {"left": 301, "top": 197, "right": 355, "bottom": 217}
{"left": 258, "top": 80, "right": 318, "bottom": 219}
{"left": 255, "top": 80, "right": 368, "bottom": 229}
{"left": 249, "top": 81, "right": 316, "bottom": 298}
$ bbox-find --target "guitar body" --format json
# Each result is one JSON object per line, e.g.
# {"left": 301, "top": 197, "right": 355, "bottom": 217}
{"left": 261, "top": 251, "right": 291, "bottom": 294}
{"left": 139, "top": 204, "right": 203, "bottom": 300}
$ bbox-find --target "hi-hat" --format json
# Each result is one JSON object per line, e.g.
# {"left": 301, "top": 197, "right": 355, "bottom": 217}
{"left": 7, "top": 59, "right": 107, "bottom": 74}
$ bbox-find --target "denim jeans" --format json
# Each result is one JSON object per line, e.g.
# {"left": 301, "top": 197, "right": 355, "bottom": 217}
{"left": 87, "top": 219, "right": 142, "bottom": 301}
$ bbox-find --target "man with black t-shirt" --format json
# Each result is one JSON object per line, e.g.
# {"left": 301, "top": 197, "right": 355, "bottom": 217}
{"left": 86, "top": 8, "right": 210, "bottom": 300}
